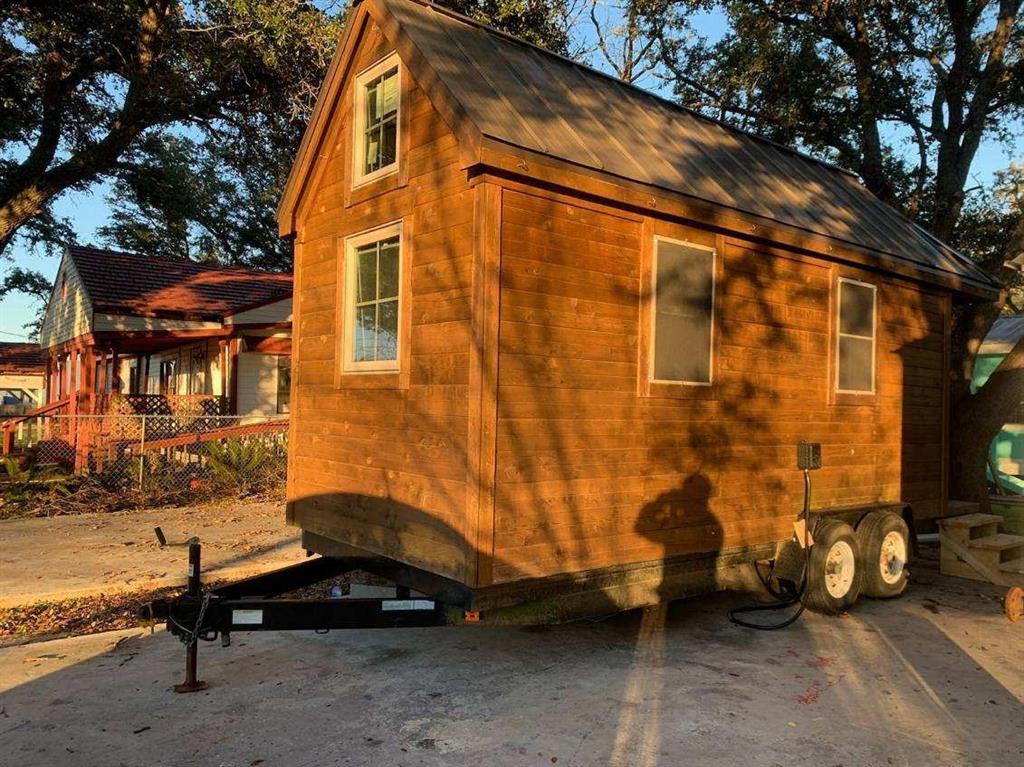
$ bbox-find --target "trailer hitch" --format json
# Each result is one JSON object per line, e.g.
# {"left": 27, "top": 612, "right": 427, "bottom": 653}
{"left": 141, "top": 540, "right": 455, "bottom": 692}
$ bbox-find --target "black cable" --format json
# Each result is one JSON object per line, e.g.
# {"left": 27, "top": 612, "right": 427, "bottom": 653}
{"left": 729, "top": 468, "right": 813, "bottom": 631}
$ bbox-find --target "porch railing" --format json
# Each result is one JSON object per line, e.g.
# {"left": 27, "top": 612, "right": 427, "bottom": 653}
{"left": 96, "top": 393, "right": 228, "bottom": 417}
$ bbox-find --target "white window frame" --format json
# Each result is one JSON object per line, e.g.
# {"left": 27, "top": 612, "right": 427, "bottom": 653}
{"left": 342, "top": 220, "right": 404, "bottom": 373}
{"left": 835, "top": 277, "right": 877, "bottom": 395}
{"left": 352, "top": 53, "right": 402, "bottom": 188}
{"left": 649, "top": 236, "right": 716, "bottom": 386}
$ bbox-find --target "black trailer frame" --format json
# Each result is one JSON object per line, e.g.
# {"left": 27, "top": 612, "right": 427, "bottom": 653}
{"left": 142, "top": 542, "right": 473, "bottom": 692}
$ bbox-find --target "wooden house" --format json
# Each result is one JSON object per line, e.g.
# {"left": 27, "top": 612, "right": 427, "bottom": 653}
{"left": 276, "top": 0, "right": 1000, "bottom": 607}
{"left": 37, "top": 246, "right": 293, "bottom": 419}
{"left": 2, "top": 246, "right": 293, "bottom": 461}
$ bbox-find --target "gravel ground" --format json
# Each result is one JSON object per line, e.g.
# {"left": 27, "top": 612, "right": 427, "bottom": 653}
{"left": 0, "top": 545, "right": 1020, "bottom": 767}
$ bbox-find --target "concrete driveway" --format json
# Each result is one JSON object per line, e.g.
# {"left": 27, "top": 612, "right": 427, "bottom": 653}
{"left": 0, "top": 551, "right": 1020, "bottom": 767}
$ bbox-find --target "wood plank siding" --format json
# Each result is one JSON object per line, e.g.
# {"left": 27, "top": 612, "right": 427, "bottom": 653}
{"left": 286, "top": 21, "right": 478, "bottom": 584}
{"left": 283, "top": 0, "right": 963, "bottom": 593}
{"left": 488, "top": 187, "right": 948, "bottom": 584}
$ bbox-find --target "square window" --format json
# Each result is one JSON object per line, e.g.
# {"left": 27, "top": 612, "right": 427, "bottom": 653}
{"left": 343, "top": 223, "right": 403, "bottom": 372}
{"left": 354, "top": 54, "right": 400, "bottom": 186}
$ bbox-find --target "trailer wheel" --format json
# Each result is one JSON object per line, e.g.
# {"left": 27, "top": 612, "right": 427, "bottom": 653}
{"left": 856, "top": 511, "right": 909, "bottom": 599}
{"left": 805, "top": 519, "right": 862, "bottom": 615}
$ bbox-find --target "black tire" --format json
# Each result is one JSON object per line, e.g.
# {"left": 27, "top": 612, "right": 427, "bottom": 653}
{"left": 856, "top": 510, "right": 910, "bottom": 599}
{"left": 805, "top": 518, "right": 862, "bottom": 615}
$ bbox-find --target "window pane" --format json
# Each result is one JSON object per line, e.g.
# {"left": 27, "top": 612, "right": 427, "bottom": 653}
{"left": 356, "top": 244, "right": 377, "bottom": 302}
{"left": 378, "top": 300, "right": 399, "bottom": 361}
{"left": 380, "top": 118, "right": 397, "bottom": 168}
{"left": 838, "top": 336, "right": 873, "bottom": 392}
{"left": 653, "top": 241, "right": 714, "bottom": 383}
{"left": 364, "top": 128, "right": 380, "bottom": 173}
{"left": 378, "top": 239, "right": 399, "bottom": 299}
{"left": 366, "top": 81, "right": 381, "bottom": 124}
{"left": 840, "top": 282, "right": 874, "bottom": 336}
{"left": 354, "top": 305, "right": 376, "bottom": 362}
{"left": 380, "top": 69, "right": 399, "bottom": 116}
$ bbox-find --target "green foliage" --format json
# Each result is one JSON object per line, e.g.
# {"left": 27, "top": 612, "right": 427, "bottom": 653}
{"left": 438, "top": 0, "right": 576, "bottom": 53}
{"left": 205, "top": 436, "right": 286, "bottom": 494}
{"left": 1, "top": 0, "right": 343, "bottom": 260}
{"left": 1, "top": 456, "right": 70, "bottom": 506}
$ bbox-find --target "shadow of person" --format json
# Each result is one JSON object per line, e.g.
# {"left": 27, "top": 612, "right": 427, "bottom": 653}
{"left": 633, "top": 470, "right": 723, "bottom": 604}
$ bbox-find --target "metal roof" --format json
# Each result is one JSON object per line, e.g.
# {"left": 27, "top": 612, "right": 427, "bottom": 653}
{"left": 375, "top": 0, "right": 1000, "bottom": 296}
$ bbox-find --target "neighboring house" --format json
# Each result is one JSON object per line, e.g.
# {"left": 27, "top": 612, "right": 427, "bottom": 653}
{"left": 973, "top": 315, "right": 1024, "bottom": 485}
{"left": 37, "top": 245, "right": 293, "bottom": 418}
{"left": 276, "top": 0, "right": 999, "bottom": 594}
{"left": 0, "top": 342, "right": 45, "bottom": 416}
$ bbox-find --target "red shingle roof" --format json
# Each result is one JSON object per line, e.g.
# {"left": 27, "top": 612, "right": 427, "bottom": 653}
{"left": 67, "top": 246, "right": 292, "bottom": 322}
{"left": 0, "top": 342, "right": 45, "bottom": 376}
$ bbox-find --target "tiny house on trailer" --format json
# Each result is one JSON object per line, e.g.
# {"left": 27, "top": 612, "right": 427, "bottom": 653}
{"left": 276, "top": 0, "right": 1000, "bottom": 615}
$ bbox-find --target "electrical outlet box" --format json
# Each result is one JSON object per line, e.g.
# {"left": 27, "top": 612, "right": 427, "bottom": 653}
{"left": 797, "top": 441, "right": 822, "bottom": 471}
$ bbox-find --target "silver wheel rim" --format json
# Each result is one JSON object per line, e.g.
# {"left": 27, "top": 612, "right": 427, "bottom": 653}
{"left": 879, "top": 530, "right": 907, "bottom": 586}
{"left": 824, "top": 540, "right": 856, "bottom": 599}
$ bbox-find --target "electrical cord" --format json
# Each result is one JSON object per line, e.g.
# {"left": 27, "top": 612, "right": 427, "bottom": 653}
{"left": 728, "top": 468, "right": 813, "bottom": 631}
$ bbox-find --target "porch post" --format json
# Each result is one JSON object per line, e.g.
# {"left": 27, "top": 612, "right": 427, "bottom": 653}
{"left": 111, "top": 351, "right": 121, "bottom": 393}
{"left": 96, "top": 350, "right": 107, "bottom": 399}
{"left": 228, "top": 337, "right": 240, "bottom": 415}
{"left": 218, "top": 340, "right": 228, "bottom": 406}
{"left": 44, "top": 355, "right": 53, "bottom": 403}
{"left": 144, "top": 354, "right": 152, "bottom": 395}
{"left": 82, "top": 345, "right": 96, "bottom": 414}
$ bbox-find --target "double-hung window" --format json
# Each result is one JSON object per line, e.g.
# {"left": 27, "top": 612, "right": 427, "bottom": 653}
{"left": 835, "top": 278, "right": 876, "bottom": 394}
{"left": 343, "top": 222, "right": 403, "bottom": 372}
{"left": 353, "top": 54, "right": 400, "bottom": 186}
{"left": 650, "top": 238, "right": 716, "bottom": 385}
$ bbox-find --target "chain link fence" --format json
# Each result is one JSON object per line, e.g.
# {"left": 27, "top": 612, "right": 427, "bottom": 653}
{"left": 2, "top": 414, "right": 288, "bottom": 514}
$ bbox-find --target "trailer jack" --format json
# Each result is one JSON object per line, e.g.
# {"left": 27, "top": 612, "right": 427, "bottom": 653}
{"left": 140, "top": 540, "right": 456, "bottom": 692}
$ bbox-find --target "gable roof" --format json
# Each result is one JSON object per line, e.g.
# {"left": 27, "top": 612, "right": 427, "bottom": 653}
{"left": 65, "top": 246, "right": 292, "bottom": 322}
{"left": 278, "top": 0, "right": 1000, "bottom": 300}
{"left": 0, "top": 342, "right": 45, "bottom": 377}
{"left": 979, "top": 315, "right": 1024, "bottom": 356}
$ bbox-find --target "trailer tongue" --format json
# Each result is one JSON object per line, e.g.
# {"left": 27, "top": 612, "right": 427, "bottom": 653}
{"left": 142, "top": 541, "right": 463, "bottom": 693}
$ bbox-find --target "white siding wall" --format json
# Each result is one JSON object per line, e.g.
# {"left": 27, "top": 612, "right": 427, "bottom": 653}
{"left": 225, "top": 298, "right": 292, "bottom": 325}
{"left": 38, "top": 255, "right": 93, "bottom": 349}
{"left": 236, "top": 352, "right": 280, "bottom": 416}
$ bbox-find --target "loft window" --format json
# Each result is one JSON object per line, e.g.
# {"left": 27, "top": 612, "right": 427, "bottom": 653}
{"left": 650, "top": 238, "right": 715, "bottom": 385}
{"left": 343, "top": 221, "right": 403, "bottom": 372}
{"left": 836, "top": 278, "right": 876, "bottom": 394}
{"left": 354, "top": 54, "right": 400, "bottom": 185}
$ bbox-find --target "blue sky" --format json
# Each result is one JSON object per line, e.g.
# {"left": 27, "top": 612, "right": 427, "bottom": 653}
{"left": 1, "top": 5, "right": 1020, "bottom": 340}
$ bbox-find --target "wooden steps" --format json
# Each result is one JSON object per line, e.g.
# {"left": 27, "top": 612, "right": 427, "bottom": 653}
{"left": 939, "top": 507, "right": 1024, "bottom": 587}
{"left": 1000, "top": 558, "right": 1024, "bottom": 575}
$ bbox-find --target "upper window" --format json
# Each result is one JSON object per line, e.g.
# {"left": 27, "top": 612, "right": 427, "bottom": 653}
{"left": 353, "top": 54, "right": 400, "bottom": 186}
{"left": 835, "top": 278, "right": 876, "bottom": 394}
{"left": 650, "top": 238, "right": 715, "bottom": 385}
{"left": 343, "top": 222, "right": 403, "bottom": 372}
